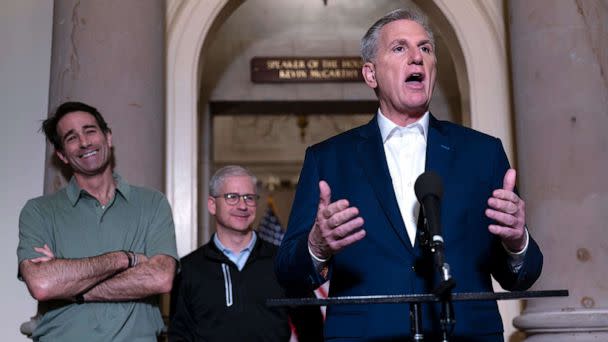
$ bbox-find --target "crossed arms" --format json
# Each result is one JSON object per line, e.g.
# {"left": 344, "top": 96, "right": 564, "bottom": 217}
{"left": 19, "top": 244, "right": 176, "bottom": 302}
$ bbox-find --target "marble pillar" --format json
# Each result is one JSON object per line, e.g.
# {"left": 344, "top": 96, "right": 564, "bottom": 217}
{"left": 45, "top": 0, "right": 165, "bottom": 193}
{"left": 508, "top": 1, "right": 608, "bottom": 341}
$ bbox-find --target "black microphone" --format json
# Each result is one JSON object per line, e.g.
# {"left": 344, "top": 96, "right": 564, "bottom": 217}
{"left": 414, "top": 172, "right": 453, "bottom": 284}
{"left": 414, "top": 171, "right": 444, "bottom": 246}
{"left": 415, "top": 172, "right": 456, "bottom": 337}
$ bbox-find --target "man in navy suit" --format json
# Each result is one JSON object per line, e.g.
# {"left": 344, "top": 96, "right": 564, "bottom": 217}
{"left": 275, "top": 8, "right": 543, "bottom": 341}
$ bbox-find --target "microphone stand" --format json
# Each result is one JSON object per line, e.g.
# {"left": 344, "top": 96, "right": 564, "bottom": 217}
{"left": 409, "top": 301, "right": 424, "bottom": 341}
{"left": 417, "top": 222, "right": 457, "bottom": 342}
{"left": 429, "top": 237, "right": 456, "bottom": 342}
{"left": 413, "top": 172, "right": 456, "bottom": 341}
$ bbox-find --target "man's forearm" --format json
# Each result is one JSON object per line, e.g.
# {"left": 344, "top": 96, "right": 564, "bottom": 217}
{"left": 20, "top": 251, "right": 129, "bottom": 301}
{"left": 83, "top": 254, "right": 176, "bottom": 302}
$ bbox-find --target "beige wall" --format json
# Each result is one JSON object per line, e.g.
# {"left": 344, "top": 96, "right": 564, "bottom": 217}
{"left": 0, "top": 1, "right": 53, "bottom": 340}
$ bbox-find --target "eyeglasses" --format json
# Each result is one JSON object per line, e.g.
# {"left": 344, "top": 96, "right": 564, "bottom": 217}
{"left": 214, "top": 193, "right": 260, "bottom": 207}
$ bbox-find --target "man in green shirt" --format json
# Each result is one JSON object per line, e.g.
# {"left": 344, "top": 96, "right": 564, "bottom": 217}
{"left": 17, "top": 101, "right": 178, "bottom": 341}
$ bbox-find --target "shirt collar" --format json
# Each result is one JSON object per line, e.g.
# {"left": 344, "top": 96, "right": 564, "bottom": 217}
{"left": 377, "top": 109, "right": 429, "bottom": 144}
{"left": 213, "top": 231, "right": 257, "bottom": 255}
{"left": 66, "top": 172, "right": 131, "bottom": 206}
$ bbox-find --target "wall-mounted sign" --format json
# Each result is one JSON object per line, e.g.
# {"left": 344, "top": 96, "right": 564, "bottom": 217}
{"left": 251, "top": 57, "right": 364, "bottom": 83}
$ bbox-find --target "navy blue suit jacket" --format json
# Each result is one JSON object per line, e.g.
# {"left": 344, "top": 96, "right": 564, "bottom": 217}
{"left": 275, "top": 115, "right": 543, "bottom": 341}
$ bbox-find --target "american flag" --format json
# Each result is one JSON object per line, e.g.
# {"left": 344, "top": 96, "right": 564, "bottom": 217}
{"left": 314, "top": 281, "right": 330, "bottom": 318}
{"left": 257, "top": 196, "right": 328, "bottom": 341}
{"left": 257, "top": 199, "right": 284, "bottom": 246}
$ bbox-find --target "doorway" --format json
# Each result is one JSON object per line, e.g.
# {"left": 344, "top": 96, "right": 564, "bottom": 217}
{"left": 167, "top": 0, "right": 518, "bottom": 338}
{"left": 201, "top": 100, "right": 378, "bottom": 244}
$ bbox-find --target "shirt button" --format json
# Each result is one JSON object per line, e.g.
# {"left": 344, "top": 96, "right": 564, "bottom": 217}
{"left": 411, "top": 266, "right": 416, "bottom": 272}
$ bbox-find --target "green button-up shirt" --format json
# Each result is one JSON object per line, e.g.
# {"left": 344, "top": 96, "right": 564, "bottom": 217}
{"left": 17, "top": 174, "right": 178, "bottom": 342}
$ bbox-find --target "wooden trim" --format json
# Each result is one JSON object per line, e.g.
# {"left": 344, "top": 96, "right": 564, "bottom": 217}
{"left": 210, "top": 100, "right": 379, "bottom": 115}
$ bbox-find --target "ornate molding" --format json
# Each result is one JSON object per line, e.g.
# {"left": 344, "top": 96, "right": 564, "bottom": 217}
{"left": 515, "top": 309, "right": 608, "bottom": 333}
{"left": 166, "top": 0, "right": 232, "bottom": 256}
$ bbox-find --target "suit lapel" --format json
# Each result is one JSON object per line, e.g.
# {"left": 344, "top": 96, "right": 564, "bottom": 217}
{"left": 415, "top": 114, "right": 456, "bottom": 249}
{"left": 356, "top": 118, "right": 414, "bottom": 254}
{"left": 426, "top": 114, "right": 456, "bottom": 182}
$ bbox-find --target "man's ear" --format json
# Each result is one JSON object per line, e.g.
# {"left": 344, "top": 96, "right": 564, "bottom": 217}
{"left": 106, "top": 131, "right": 113, "bottom": 148}
{"left": 208, "top": 196, "right": 217, "bottom": 216}
{"left": 55, "top": 150, "right": 68, "bottom": 165}
{"left": 362, "top": 62, "right": 377, "bottom": 89}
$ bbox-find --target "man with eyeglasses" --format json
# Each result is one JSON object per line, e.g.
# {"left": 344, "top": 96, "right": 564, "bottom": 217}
{"left": 169, "top": 165, "right": 323, "bottom": 342}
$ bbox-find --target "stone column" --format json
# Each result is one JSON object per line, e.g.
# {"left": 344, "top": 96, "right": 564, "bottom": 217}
{"left": 508, "top": 1, "right": 608, "bottom": 341}
{"left": 45, "top": 0, "right": 165, "bottom": 193}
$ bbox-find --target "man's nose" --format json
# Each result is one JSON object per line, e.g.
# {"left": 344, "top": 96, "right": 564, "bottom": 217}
{"left": 407, "top": 48, "right": 422, "bottom": 64}
{"left": 236, "top": 197, "right": 248, "bottom": 209}
{"left": 78, "top": 135, "right": 91, "bottom": 148}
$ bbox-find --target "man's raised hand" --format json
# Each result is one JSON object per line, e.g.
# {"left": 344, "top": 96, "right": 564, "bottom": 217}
{"left": 308, "top": 180, "right": 366, "bottom": 260}
{"left": 486, "top": 169, "right": 527, "bottom": 252}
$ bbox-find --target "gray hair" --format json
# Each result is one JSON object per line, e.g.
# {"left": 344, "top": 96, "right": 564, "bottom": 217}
{"left": 209, "top": 165, "right": 258, "bottom": 196}
{"left": 361, "top": 8, "right": 435, "bottom": 63}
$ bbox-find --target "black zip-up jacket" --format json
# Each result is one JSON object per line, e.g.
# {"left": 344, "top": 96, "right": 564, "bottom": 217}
{"left": 169, "top": 237, "right": 323, "bottom": 342}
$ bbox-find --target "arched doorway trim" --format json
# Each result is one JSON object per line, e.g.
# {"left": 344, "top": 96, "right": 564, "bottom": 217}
{"left": 420, "top": 0, "right": 513, "bottom": 154}
{"left": 166, "top": 0, "right": 232, "bottom": 257}
{"left": 166, "top": 0, "right": 512, "bottom": 257}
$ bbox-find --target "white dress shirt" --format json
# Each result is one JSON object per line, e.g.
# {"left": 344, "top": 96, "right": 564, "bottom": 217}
{"left": 378, "top": 110, "right": 429, "bottom": 246}
{"left": 309, "top": 110, "right": 528, "bottom": 274}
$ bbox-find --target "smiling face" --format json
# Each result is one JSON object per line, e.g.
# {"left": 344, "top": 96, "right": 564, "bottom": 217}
{"left": 362, "top": 19, "right": 437, "bottom": 125}
{"left": 55, "top": 111, "right": 113, "bottom": 177}
{"left": 208, "top": 175, "right": 257, "bottom": 236}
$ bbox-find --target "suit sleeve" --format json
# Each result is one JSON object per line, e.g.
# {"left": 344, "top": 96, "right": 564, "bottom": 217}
{"left": 489, "top": 138, "right": 543, "bottom": 291}
{"left": 275, "top": 147, "right": 328, "bottom": 291}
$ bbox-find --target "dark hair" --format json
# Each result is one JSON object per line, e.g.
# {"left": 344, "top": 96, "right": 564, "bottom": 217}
{"left": 361, "top": 8, "right": 435, "bottom": 63}
{"left": 42, "top": 101, "right": 111, "bottom": 150}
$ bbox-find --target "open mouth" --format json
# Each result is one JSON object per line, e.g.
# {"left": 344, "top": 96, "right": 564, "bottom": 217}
{"left": 80, "top": 150, "right": 98, "bottom": 159}
{"left": 406, "top": 72, "right": 424, "bottom": 83}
